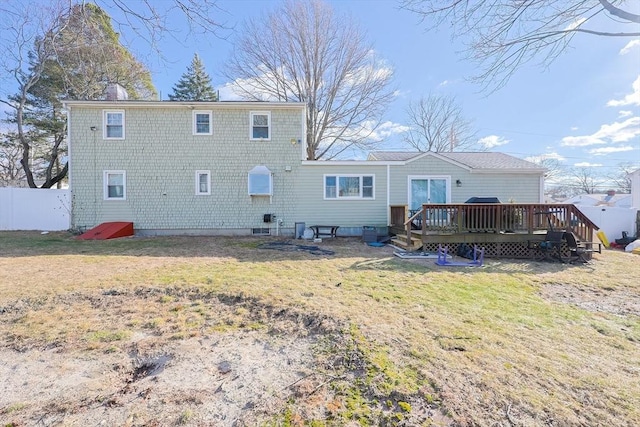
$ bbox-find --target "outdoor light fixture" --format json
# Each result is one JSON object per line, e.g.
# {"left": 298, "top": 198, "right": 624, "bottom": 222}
{"left": 90, "top": 126, "right": 97, "bottom": 131}
{"left": 456, "top": 179, "right": 462, "bottom": 187}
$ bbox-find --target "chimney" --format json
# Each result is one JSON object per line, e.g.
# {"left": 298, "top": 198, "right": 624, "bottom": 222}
{"left": 105, "top": 83, "right": 128, "bottom": 101}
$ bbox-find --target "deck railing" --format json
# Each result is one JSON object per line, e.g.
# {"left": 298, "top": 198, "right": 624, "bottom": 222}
{"left": 389, "top": 203, "right": 599, "bottom": 245}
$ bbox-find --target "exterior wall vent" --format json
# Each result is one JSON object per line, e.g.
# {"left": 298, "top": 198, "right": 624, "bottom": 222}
{"left": 252, "top": 227, "right": 271, "bottom": 236}
{"left": 105, "top": 83, "right": 129, "bottom": 101}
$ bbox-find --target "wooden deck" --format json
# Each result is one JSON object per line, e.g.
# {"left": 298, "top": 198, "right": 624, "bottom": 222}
{"left": 389, "top": 203, "right": 600, "bottom": 259}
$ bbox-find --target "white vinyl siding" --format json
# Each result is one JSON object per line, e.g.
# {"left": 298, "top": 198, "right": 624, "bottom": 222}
{"left": 324, "top": 174, "right": 375, "bottom": 200}
{"left": 195, "top": 170, "right": 211, "bottom": 195}
{"left": 104, "top": 170, "right": 126, "bottom": 200}
{"left": 193, "top": 111, "right": 212, "bottom": 135}
{"left": 250, "top": 111, "right": 270, "bottom": 140}
{"left": 103, "top": 110, "right": 125, "bottom": 139}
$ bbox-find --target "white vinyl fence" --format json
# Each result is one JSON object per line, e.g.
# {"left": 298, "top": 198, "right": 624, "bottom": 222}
{"left": 0, "top": 188, "right": 70, "bottom": 231}
{"left": 576, "top": 205, "right": 638, "bottom": 243}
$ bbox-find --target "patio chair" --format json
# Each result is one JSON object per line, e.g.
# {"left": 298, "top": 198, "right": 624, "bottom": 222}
{"left": 528, "top": 230, "right": 565, "bottom": 262}
{"left": 563, "top": 232, "right": 600, "bottom": 264}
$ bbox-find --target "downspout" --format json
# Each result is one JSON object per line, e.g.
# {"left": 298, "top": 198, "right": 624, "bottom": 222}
{"left": 301, "top": 106, "right": 306, "bottom": 161}
{"left": 65, "top": 105, "right": 73, "bottom": 230}
{"left": 539, "top": 174, "right": 545, "bottom": 203}
{"left": 387, "top": 164, "right": 391, "bottom": 226}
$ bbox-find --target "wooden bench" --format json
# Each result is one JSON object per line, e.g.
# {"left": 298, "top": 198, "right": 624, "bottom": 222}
{"left": 310, "top": 225, "right": 339, "bottom": 238}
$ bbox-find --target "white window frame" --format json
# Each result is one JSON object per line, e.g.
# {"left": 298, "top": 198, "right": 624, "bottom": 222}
{"left": 103, "top": 170, "right": 126, "bottom": 200}
{"left": 323, "top": 174, "right": 375, "bottom": 200}
{"left": 103, "top": 110, "right": 125, "bottom": 140}
{"left": 195, "top": 170, "right": 211, "bottom": 195}
{"left": 249, "top": 111, "right": 271, "bottom": 141}
{"left": 407, "top": 175, "right": 451, "bottom": 209}
{"left": 192, "top": 110, "right": 213, "bottom": 135}
{"left": 248, "top": 165, "right": 273, "bottom": 196}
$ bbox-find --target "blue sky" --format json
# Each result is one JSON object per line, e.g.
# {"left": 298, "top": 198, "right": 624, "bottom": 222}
{"left": 139, "top": 0, "right": 639, "bottom": 187}
{"left": 3, "top": 0, "right": 639, "bottom": 189}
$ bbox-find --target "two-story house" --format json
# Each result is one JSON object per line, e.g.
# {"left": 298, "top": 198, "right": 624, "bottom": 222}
{"left": 65, "top": 100, "right": 546, "bottom": 237}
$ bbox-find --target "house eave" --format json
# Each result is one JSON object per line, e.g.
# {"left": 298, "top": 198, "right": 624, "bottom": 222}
{"left": 302, "top": 160, "right": 401, "bottom": 166}
{"left": 62, "top": 100, "right": 306, "bottom": 109}
{"left": 470, "top": 168, "right": 546, "bottom": 175}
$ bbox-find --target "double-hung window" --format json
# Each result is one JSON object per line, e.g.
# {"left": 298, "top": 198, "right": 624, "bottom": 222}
{"left": 193, "top": 111, "right": 212, "bottom": 135}
{"left": 324, "top": 175, "right": 374, "bottom": 199}
{"left": 250, "top": 111, "right": 270, "bottom": 140}
{"left": 103, "top": 110, "right": 125, "bottom": 139}
{"left": 104, "top": 170, "right": 126, "bottom": 200}
{"left": 195, "top": 170, "right": 211, "bottom": 195}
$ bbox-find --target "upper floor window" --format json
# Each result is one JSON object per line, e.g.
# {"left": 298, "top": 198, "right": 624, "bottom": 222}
{"left": 104, "top": 170, "right": 126, "bottom": 200}
{"left": 195, "top": 170, "right": 211, "bottom": 195}
{"left": 250, "top": 111, "right": 271, "bottom": 140}
{"left": 103, "top": 110, "right": 125, "bottom": 139}
{"left": 324, "top": 175, "right": 374, "bottom": 199}
{"left": 193, "top": 111, "right": 212, "bottom": 135}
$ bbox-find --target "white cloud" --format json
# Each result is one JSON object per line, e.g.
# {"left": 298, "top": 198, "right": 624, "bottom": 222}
{"left": 607, "top": 75, "right": 640, "bottom": 107}
{"left": 561, "top": 117, "right": 640, "bottom": 146}
{"left": 570, "top": 126, "right": 579, "bottom": 131}
{"left": 588, "top": 145, "right": 636, "bottom": 156}
{"left": 561, "top": 135, "right": 605, "bottom": 147}
{"left": 574, "top": 162, "right": 603, "bottom": 167}
{"left": 564, "top": 17, "right": 586, "bottom": 31}
{"left": 619, "top": 110, "right": 633, "bottom": 118}
{"left": 525, "top": 152, "right": 566, "bottom": 163}
{"left": 367, "top": 120, "right": 411, "bottom": 140}
{"left": 217, "top": 82, "right": 245, "bottom": 101}
{"left": 477, "top": 135, "right": 509, "bottom": 149}
{"left": 620, "top": 39, "right": 640, "bottom": 55}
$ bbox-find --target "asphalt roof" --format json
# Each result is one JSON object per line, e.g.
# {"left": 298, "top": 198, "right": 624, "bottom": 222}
{"left": 367, "top": 151, "right": 544, "bottom": 170}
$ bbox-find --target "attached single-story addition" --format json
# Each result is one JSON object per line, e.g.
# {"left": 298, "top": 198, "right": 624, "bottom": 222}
{"left": 65, "top": 100, "right": 546, "bottom": 238}
{"left": 296, "top": 151, "right": 546, "bottom": 235}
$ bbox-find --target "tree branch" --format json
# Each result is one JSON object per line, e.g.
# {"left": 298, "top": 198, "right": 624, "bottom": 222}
{"left": 598, "top": 0, "right": 640, "bottom": 23}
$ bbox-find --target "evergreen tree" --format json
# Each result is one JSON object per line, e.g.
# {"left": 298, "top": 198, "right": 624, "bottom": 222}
{"left": 169, "top": 54, "right": 218, "bottom": 101}
{"left": 1, "top": 3, "right": 157, "bottom": 188}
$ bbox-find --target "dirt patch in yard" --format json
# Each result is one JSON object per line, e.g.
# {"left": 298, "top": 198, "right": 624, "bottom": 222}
{"left": 0, "top": 288, "right": 444, "bottom": 426}
{"left": 540, "top": 281, "right": 640, "bottom": 317}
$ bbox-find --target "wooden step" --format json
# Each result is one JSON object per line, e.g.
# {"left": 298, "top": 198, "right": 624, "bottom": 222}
{"left": 391, "top": 236, "right": 422, "bottom": 250}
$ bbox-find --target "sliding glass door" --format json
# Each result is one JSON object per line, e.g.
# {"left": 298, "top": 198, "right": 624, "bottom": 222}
{"left": 408, "top": 176, "right": 450, "bottom": 223}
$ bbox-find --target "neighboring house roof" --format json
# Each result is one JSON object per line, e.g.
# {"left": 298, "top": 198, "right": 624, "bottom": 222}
{"left": 367, "top": 151, "right": 544, "bottom": 172}
{"left": 564, "top": 193, "right": 632, "bottom": 208}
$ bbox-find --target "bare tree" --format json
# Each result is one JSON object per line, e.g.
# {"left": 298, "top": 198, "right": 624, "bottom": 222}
{"left": 0, "top": 2, "right": 158, "bottom": 188}
{"left": 403, "top": 94, "right": 476, "bottom": 152}
{"left": 224, "top": 0, "right": 395, "bottom": 160}
{"left": 608, "top": 162, "right": 637, "bottom": 193}
{"left": 0, "top": 0, "right": 227, "bottom": 55}
{"left": 401, "top": 0, "right": 640, "bottom": 91}
{"left": 0, "top": 132, "right": 26, "bottom": 186}
{"left": 571, "top": 167, "right": 604, "bottom": 194}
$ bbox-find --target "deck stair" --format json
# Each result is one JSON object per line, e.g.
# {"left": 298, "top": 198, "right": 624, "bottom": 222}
{"left": 390, "top": 234, "right": 422, "bottom": 250}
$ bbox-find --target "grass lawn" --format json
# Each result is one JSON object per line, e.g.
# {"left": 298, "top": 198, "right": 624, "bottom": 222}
{"left": 0, "top": 231, "right": 639, "bottom": 426}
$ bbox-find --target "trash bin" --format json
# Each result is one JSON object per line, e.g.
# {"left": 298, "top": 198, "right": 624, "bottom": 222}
{"left": 295, "top": 222, "right": 305, "bottom": 239}
{"left": 362, "top": 226, "right": 377, "bottom": 243}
